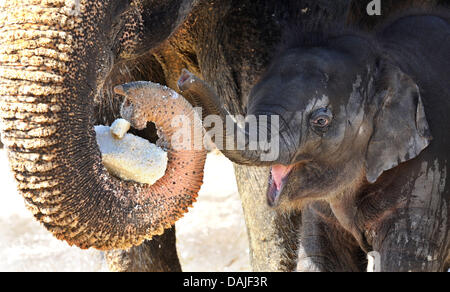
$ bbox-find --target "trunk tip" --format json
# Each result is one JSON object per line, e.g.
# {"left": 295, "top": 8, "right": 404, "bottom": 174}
{"left": 178, "top": 68, "right": 194, "bottom": 91}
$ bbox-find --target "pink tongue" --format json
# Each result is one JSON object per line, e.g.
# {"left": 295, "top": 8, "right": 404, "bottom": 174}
{"left": 271, "top": 164, "right": 293, "bottom": 191}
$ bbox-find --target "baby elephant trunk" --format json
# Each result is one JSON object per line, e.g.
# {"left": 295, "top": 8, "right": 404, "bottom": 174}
{"left": 178, "top": 69, "right": 284, "bottom": 166}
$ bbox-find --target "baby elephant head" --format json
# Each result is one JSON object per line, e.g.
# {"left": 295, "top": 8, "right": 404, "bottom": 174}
{"left": 248, "top": 33, "right": 432, "bottom": 209}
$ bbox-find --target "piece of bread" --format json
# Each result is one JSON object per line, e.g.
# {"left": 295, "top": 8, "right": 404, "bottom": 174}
{"left": 95, "top": 124, "right": 168, "bottom": 185}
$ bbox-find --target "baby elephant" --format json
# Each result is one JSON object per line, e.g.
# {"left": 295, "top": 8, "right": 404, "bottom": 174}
{"left": 181, "top": 10, "right": 450, "bottom": 272}
{"left": 248, "top": 12, "right": 450, "bottom": 272}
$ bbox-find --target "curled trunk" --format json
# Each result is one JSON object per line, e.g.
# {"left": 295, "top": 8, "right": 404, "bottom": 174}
{"left": 0, "top": 2, "right": 205, "bottom": 250}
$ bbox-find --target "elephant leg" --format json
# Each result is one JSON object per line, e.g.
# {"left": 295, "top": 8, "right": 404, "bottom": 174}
{"left": 297, "top": 202, "right": 366, "bottom": 272}
{"left": 104, "top": 226, "right": 181, "bottom": 272}
{"left": 369, "top": 205, "right": 449, "bottom": 272}
{"left": 363, "top": 160, "right": 449, "bottom": 272}
{"left": 234, "top": 164, "right": 301, "bottom": 272}
{"left": 370, "top": 212, "right": 449, "bottom": 272}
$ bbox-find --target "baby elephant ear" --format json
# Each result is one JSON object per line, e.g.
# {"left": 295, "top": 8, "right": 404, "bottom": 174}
{"left": 366, "top": 65, "right": 432, "bottom": 183}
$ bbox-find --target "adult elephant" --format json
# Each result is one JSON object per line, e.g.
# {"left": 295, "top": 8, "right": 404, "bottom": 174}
{"left": 0, "top": 0, "right": 445, "bottom": 271}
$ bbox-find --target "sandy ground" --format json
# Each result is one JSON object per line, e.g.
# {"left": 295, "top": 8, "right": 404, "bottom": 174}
{"left": 0, "top": 150, "right": 250, "bottom": 272}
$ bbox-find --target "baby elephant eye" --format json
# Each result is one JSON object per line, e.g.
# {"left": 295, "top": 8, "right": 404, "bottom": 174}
{"left": 310, "top": 108, "right": 333, "bottom": 133}
{"left": 314, "top": 116, "right": 330, "bottom": 127}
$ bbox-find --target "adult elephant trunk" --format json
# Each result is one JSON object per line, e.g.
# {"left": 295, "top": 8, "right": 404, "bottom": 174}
{"left": 0, "top": 1, "right": 205, "bottom": 250}
{"left": 178, "top": 70, "right": 289, "bottom": 166}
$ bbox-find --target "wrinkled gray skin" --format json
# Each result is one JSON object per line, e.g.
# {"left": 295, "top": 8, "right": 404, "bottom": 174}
{"left": 238, "top": 13, "right": 450, "bottom": 271}
{"left": 178, "top": 8, "right": 450, "bottom": 271}
{"left": 1, "top": 0, "right": 448, "bottom": 272}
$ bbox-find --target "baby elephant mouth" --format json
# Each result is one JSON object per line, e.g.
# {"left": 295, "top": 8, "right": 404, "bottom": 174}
{"left": 267, "top": 164, "right": 294, "bottom": 207}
